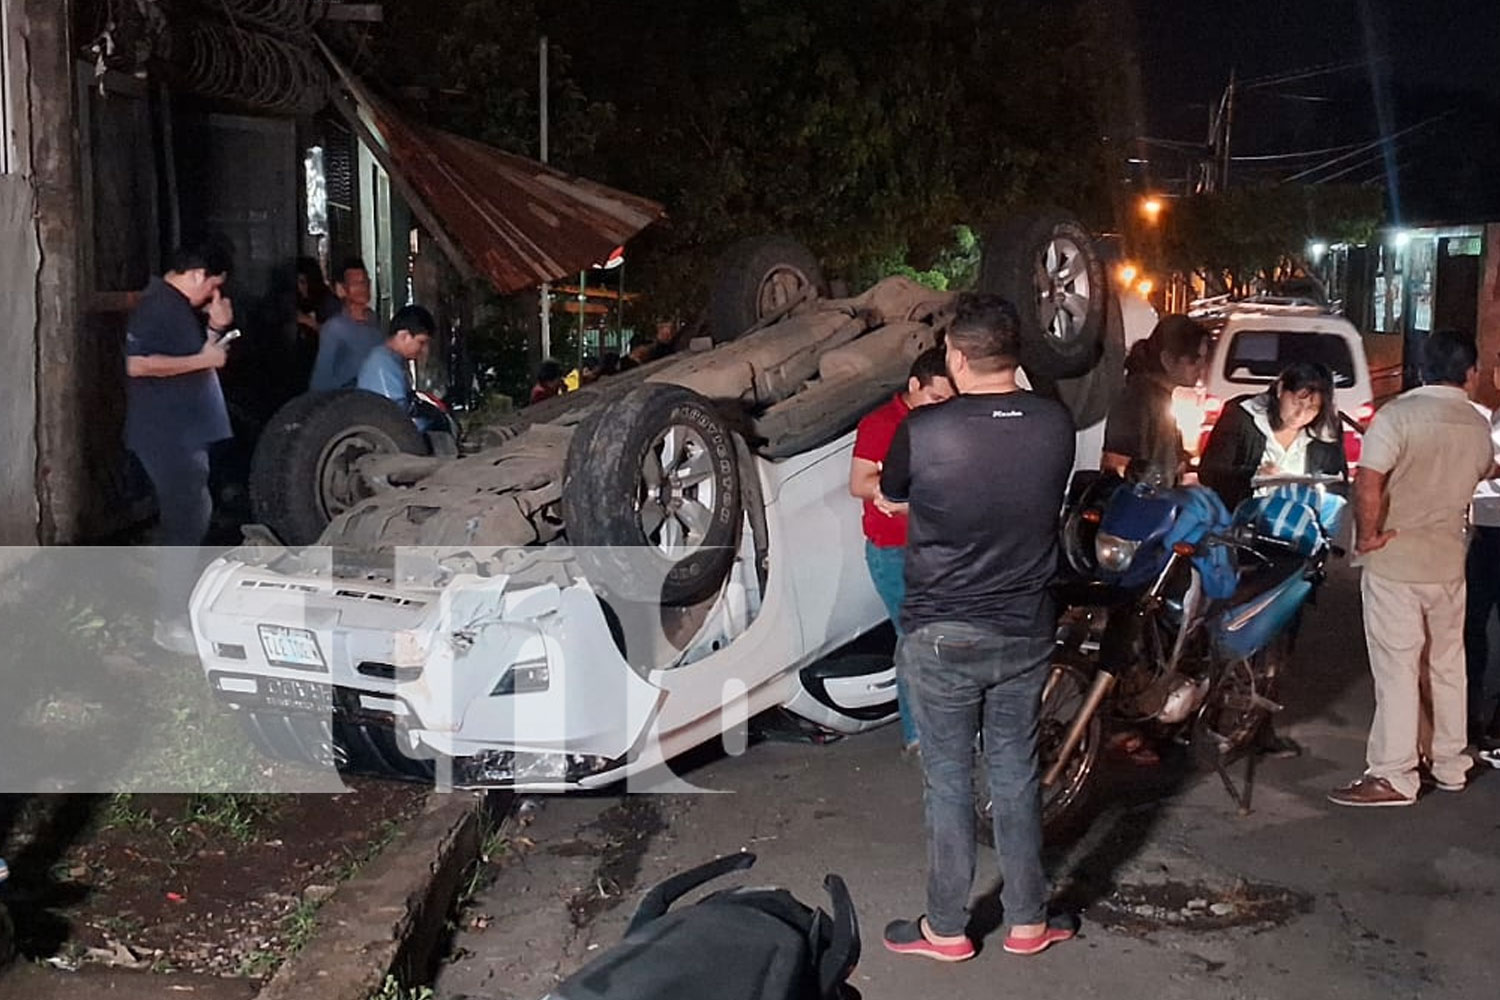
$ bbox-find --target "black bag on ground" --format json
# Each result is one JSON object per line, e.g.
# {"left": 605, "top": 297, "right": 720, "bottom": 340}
{"left": 549, "top": 852, "right": 860, "bottom": 1000}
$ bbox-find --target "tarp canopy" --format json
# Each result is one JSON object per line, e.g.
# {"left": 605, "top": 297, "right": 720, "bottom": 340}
{"left": 322, "top": 44, "right": 665, "bottom": 295}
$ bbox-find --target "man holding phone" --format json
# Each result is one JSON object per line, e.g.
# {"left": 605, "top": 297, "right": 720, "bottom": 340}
{"left": 124, "top": 238, "right": 239, "bottom": 653}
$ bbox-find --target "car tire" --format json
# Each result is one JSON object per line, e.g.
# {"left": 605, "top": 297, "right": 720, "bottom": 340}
{"left": 250, "top": 390, "right": 427, "bottom": 546}
{"left": 1054, "top": 286, "right": 1127, "bottom": 429}
{"left": 708, "top": 235, "right": 824, "bottom": 343}
{"left": 561, "top": 383, "right": 742, "bottom": 607}
{"left": 980, "top": 208, "right": 1107, "bottom": 380}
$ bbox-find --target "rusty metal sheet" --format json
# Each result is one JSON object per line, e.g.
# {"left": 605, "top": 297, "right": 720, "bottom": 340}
{"left": 323, "top": 45, "right": 664, "bottom": 295}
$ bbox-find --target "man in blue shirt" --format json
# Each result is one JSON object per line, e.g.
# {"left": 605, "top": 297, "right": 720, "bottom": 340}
{"left": 124, "top": 238, "right": 237, "bottom": 653}
{"left": 357, "top": 305, "right": 436, "bottom": 410}
{"left": 309, "top": 258, "right": 384, "bottom": 391}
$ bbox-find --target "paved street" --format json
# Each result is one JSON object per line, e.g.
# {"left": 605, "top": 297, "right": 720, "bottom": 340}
{"left": 436, "top": 563, "right": 1500, "bottom": 1000}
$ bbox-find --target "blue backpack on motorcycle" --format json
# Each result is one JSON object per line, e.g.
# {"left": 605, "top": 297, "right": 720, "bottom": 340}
{"left": 1231, "top": 484, "right": 1346, "bottom": 558}
{"left": 1096, "top": 483, "right": 1238, "bottom": 599}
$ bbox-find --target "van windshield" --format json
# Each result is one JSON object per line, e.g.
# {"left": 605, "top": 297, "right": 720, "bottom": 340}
{"left": 1223, "top": 330, "right": 1357, "bottom": 388}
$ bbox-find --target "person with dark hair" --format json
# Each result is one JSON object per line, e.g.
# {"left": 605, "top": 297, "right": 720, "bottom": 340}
{"left": 356, "top": 304, "right": 435, "bottom": 410}
{"left": 1102, "top": 314, "right": 1211, "bottom": 481}
{"left": 579, "top": 355, "right": 604, "bottom": 386}
{"left": 1199, "top": 361, "right": 1348, "bottom": 511}
{"left": 125, "top": 237, "right": 239, "bottom": 653}
{"left": 878, "top": 292, "right": 1078, "bottom": 961}
{"left": 530, "top": 359, "right": 568, "bottom": 405}
{"left": 1199, "top": 360, "right": 1349, "bottom": 760}
{"left": 309, "top": 257, "right": 383, "bottom": 391}
{"left": 295, "top": 256, "right": 339, "bottom": 330}
{"left": 1329, "top": 329, "right": 1498, "bottom": 807}
{"left": 618, "top": 334, "right": 656, "bottom": 372}
{"left": 849, "top": 346, "right": 955, "bottom": 750}
{"left": 650, "top": 319, "right": 680, "bottom": 360}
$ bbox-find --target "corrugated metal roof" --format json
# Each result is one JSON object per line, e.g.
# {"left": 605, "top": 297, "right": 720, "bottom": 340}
{"left": 323, "top": 45, "right": 665, "bottom": 295}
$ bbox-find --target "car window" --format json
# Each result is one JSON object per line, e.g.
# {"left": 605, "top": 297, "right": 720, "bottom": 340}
{"left": 1222, "top": 330, "right": 1357, "bottom": 388}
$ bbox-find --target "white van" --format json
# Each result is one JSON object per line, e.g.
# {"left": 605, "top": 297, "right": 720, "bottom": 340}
{"left": 1190, "top": 301, "right": 1373, "bottom": 464}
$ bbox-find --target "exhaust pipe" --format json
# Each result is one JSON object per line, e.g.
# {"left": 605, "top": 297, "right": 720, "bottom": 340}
{"left": 1043, "top": 669, "right": 1116, "bottom": 788}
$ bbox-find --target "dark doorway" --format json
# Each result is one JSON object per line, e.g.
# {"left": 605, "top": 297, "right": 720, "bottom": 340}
{"left": 1436, "top": 238, "right": 1483, "bottom": 335}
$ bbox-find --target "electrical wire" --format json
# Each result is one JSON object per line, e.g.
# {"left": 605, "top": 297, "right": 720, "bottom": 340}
{"left": 174, "top": 17, "right": 328, "bottom": 114}
{"left": 1281, "top": 113, "right": 1449, "bottom": 184}
{"left": 209, "top": 0, "right": 323, "bottom": 38}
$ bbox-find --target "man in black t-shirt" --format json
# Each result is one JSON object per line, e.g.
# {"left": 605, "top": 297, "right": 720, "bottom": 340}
{"left": 878, "top": 293, "right": 1078, "bottom": 962}
{"left": 125, "top": 239, "right": 237, "bottom": 653}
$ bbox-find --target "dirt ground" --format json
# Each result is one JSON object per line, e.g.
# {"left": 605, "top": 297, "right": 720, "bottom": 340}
{"left": 0, "top": 778, "right": 426, "bottom": 990}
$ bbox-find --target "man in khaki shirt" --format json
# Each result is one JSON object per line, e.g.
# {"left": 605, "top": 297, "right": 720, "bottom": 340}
{"left": 1330, "top": 330, "right": 1497, "bottom": 807}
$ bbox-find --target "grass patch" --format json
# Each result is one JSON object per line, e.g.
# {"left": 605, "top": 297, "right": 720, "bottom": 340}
{"left": 369, "top": 975, "right": 436, "bottom": 1000}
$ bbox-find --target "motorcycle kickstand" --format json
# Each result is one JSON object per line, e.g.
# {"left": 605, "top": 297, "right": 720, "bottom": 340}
{"left": 1214, "top": 748, "right": 1258, "bottom": 816}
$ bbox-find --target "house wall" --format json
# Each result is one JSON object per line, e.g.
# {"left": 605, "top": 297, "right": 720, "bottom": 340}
{"left": 1477, "top": 224, "right": 1500, "bottom": 411}
{"left": 0, "top": 0, "right": 40, "bottom": 544}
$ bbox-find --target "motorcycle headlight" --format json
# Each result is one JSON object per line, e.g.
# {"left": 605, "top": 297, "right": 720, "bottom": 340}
{"left": 1095, "top": 532, "right": 1140, "bottom": 573}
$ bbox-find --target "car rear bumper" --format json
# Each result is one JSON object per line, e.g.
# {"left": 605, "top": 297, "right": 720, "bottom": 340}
{"left": 189, "top": 552, "right": 662, "bottom": 789}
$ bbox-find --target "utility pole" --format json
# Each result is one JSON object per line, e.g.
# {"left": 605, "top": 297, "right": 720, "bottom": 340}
{"left": 1220, "top": 68, "right": 1236, "bottom": 192}
{"left": 538, "top": 36, "right": 552, "bottom": 359}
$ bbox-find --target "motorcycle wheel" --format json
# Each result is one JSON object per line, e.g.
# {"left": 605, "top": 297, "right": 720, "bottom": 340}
{"left": 975, "top": 657, "right": 1101, "bottom": 845}
{"left": 1194, "top": 634, "right": 1289, "bottom": 763}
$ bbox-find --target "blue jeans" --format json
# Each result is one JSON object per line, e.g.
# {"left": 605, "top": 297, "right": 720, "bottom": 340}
{"left": 865, "top": 541, "right": 918, "bottom": 746}
{"left": 897, "top": 622, "right": 1051, "bottom": 935}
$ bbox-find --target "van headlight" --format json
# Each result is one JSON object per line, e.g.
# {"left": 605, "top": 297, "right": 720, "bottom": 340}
{"left": 1095, "top": 532, "right": 1140, "bottom": 573}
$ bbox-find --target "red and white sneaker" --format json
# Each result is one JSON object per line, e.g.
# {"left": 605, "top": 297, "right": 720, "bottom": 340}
{"left": 882, "top": 918, "right": 975, "bottom": 962}
{"left": 1003, "top": 914, "right": 1079, "bottom": 956}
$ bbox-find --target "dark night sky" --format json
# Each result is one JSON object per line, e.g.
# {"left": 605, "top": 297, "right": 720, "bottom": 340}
{"left": 1131, "top": 0, "right": 1500, "bottom": 218}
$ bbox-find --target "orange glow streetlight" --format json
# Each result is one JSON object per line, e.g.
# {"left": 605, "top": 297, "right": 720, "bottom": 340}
{"left": 1139, "top": 196, "right": 1164, "bottom": 224}
{"left": 1137, "top": 278, "right": 1155, "bottom": 296}
{"left": 1118, "top": 263, "right": 1139, "bottom": 285}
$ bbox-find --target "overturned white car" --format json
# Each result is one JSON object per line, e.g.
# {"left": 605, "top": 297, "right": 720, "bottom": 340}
{"left": 189, "top": 211, "right": 1152, "bottom": 794}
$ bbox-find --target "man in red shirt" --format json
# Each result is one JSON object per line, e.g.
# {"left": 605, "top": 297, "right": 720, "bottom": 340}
{"left": 849, "top": 347, "right": 955, "bottom": 749}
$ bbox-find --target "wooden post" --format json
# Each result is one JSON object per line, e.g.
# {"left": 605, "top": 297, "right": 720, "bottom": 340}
{"left": 24, "top": 0, "right": 85, "bottom": 543}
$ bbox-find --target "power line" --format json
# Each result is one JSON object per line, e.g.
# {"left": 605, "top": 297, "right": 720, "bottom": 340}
{"left": 1231, "top": 141, "right": 1369, "bottom": 162}
{"left": 1239, "top": 59, "right": 1379, "bottom": 91}
{"left": 1280, "top": 113, "right": 1450, "bottom": 183}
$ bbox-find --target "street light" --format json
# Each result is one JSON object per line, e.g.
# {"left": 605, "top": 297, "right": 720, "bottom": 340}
{"left": 1139, "top": 196, "right": 1164, "bottom": 224}
{"left": 1118, "top": 263, "right": 1139, "bottom": 286}
{"left": 1137, "top": 278, "right": 1155, "bottom": 296}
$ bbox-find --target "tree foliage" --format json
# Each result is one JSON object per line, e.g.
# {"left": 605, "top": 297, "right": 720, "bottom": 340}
{"left": 365, "top": 0, "right": 1136, "bottom": 320}
{"left": 1158, "top": 184, "right": 1384, "bottom": 295}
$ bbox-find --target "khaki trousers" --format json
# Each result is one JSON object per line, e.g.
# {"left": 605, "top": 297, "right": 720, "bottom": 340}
{"left": 1360, "top": 570, "right": 1473, "bottom": 797}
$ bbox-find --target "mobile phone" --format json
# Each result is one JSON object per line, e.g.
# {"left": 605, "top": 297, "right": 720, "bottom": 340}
{"left": 216, "top": 328, "right": 242, "bottom": 345}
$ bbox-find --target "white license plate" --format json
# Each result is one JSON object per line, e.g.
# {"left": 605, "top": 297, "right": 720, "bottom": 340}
{"left": 257, "top": 625, "right": 325, "bottom": 670}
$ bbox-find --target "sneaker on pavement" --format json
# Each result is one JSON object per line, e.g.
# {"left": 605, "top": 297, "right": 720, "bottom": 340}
{"left": 1003, "top": 913, "right": 1080, "bottom": 956}
{"left": 152, "top": 618, "right": 198, "bottom": 656}
{"left": 1433, "top": 776, "right": 1466, "bottom": 792}
{"left": 882, "top": 917, "right": 975, "bottom": 962}
{"left": 1478, "top": 748, "right": 1500, "bottom": 769}
{"left": 1327, "top": 775, "right": 1415, "bottom": 808}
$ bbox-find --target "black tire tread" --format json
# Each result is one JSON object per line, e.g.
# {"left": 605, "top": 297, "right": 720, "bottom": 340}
{"left": 561, "top": 383, "right": 742, "bottom": 606}
{"left": 980, "top": 207, "right": 1107, "bottom": 380}
{"left": 250, "top": 390, "right": 426, "bottom": 546}
{"left": 709, "top": 236, "right": 824, "bottom": 344}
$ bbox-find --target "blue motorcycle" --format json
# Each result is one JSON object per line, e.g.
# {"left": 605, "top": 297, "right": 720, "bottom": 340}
{"left": 1040, "top": 472, "right": 1346, "bottom": 819}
